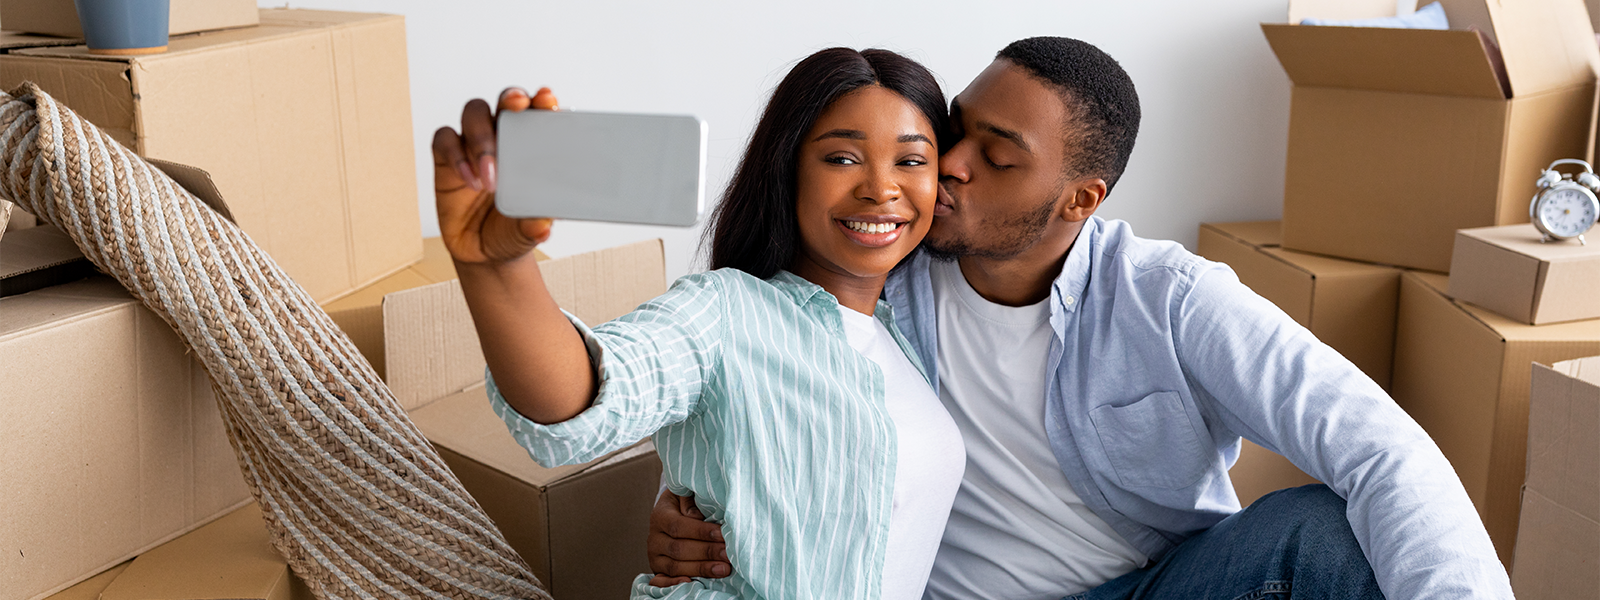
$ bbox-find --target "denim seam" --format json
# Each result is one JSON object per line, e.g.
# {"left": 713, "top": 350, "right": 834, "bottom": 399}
{"left": 1230, "top": 580, "right": 1291, "bottom": 600}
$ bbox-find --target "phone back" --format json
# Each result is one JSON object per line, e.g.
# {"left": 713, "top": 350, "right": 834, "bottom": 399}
{"left": 495, "top": 110, "right": 707, "bottom": 227}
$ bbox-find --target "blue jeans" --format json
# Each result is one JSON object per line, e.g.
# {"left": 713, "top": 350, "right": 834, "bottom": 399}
{"left": 1065, "top": 485, "right": 1384, "bottom": 600}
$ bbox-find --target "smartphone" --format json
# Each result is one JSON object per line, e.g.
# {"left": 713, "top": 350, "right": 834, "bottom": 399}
{"left": 495, "top": 109, "right": 708, "bottom": 227}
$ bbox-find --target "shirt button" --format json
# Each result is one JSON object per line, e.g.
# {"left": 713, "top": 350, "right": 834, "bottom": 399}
{"left": 1065, "top": 296, "right": 1076, "bottom": 305}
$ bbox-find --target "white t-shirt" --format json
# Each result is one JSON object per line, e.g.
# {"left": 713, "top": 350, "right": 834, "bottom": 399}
{"left": 923, "top": 258, "right": 1147, "bottom": 600}
{"left": 836, "top": 305, "right": 966, "bottom": 600}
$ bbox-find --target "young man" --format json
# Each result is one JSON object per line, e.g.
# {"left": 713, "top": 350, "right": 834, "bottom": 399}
{"left": 648, "top": 37, "right": 1513, "bottom": 599}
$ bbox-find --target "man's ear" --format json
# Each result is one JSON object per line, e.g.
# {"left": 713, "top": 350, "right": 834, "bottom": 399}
{"left": 1059, "top": 178, "right": 1106, "bottom": 223}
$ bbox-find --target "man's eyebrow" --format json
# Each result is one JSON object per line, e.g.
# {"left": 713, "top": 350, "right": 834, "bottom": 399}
{"left": 978, "top": 121, "right": 1032, "bottom": 153}
{"left": 812, "top": 129, "right": 865, "bottom": 141}
{"left": 898, "top": 133, "right": 933, "bottom": 145}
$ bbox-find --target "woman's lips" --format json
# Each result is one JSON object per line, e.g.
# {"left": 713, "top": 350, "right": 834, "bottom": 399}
{"left": 836, "top": 219, "right": 907, "bottom": 248}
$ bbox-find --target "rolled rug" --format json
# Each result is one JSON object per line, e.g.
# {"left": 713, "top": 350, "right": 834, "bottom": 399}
{"left": 0, "top": 83, "right": 551, "bottom": 600}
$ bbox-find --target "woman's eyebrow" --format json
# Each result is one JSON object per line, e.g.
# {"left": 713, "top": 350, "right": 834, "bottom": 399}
{"left": 813, "top": 129, "right": 865, "bottom": 141}
{"left": 898, "top": 133, "right": 932, "bottom": 145}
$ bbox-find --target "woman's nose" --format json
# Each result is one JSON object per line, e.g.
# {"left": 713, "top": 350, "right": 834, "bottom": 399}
{"left": 855, "top": 166, "right": 901, "bottom": 204}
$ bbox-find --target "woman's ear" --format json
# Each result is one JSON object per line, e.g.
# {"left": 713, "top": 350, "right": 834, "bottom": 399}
{"left": 1059, "top": 178, "right": 1106, "bottom": 223}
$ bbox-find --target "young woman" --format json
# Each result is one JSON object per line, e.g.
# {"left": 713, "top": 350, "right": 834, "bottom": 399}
{"left": 434, "top": 48, "right": 963, "bottom": 599}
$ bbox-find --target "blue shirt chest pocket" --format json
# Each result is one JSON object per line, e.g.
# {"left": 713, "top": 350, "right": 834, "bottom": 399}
{"left": 1088, "top": 391, "right": 1211, "bottom": 490}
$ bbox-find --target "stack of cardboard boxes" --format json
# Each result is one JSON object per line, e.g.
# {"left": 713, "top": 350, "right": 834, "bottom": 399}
{"left": 1, "top": 5, "right": 664, "bottom": 600}
{"left": 1195, "top": 0, "right": 1600, "bottom": 589}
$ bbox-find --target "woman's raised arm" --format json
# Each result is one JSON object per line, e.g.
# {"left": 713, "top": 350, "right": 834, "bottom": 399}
{"left": 433, "top": 87, "right": 597, "bottom": 424}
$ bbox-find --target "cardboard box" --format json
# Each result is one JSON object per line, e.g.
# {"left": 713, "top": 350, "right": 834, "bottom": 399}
{"left": 1198, "top": 221, "right": 1403, "bottom": 389}
{"left": 1450, "top": 224, "right": 1600, "bottom": 324}
{"left": 0, "top": 9, "right": 423, "bottom": 303}
{"left": 1, "top": 278, "right": 253, "bottom": 600}
{"left": 322, "top": 237, "right": 548, "bottom": 379}
{"left": 0, "top": 0, "right": 259, "bottom": 38}
{"left": 41, "top": 563, "right": 129, "bottom": 600}
{"left": 1511, "top": 356, "right": 1599, "bottom": 599}
{"left": 1392, "top": 271, "right": 1600, "bottom": 566}
{"left": 98, "top": 504, "right": 311, "bottom": 600}
{"left": 0, "top": 224, "right": 92, "bottom": 297}
{"left": 1263, "top": 0, "right": 1600, "bottom": 272}
{"left": 1229, "top": 440, "right": 1321, "bottom": 507}
{"left": 389, "top": 239, "right": 669, "bottom": 598}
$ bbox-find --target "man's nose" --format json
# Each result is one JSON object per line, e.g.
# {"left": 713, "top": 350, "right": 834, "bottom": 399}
{"left": 940, "top": 145, "right": 970, "bottom": 184}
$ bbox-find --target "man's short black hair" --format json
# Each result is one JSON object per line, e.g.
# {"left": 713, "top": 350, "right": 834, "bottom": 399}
{"left": 996, "top": 37, "right": 1140, "bottom": 192}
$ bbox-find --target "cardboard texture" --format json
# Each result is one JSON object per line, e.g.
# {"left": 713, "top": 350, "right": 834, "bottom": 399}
{"left": 0, "top": 0, "right": 259, "bottom": 38}
{"left": 1449, "top": 224, "right": 1600, "bottom": 325}
{"left": 323, "top": 238, "right": 548, "bottom": 376}
{"left": 1392, "top": 271, "right": 1600, "bottom": 566}
{"left": 390, "top": 239, "right": 668, "bottom": 599}
{"left": 1511, "top": 356, "right": 1599, "bottom": 599}
{"left": 0, "top": 8, "right": 424, "bottom": 303}
{"left": 0, "top": 224, "right": 92, "bottom": 297}
{"left": 1198, "top": 221, "right": 1402, "bottom": 389}
{"left": 1263, "top": 0, "right": 1600, "bottom": 272}
{"left": 40, "top": 563, "right": 128, "bottom": 600}
{"left": 1, "top": 277, "right": 253, "bottom": 600}
{"left": 97, "top": 504, "right": 311, "bottom": 600}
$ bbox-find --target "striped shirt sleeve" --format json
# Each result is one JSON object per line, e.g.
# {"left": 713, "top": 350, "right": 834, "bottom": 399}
{"left": 489, "top": 272, "right": 726, "bottom": 466}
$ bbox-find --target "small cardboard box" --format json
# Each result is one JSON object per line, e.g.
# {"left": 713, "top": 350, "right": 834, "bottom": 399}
{"left": 0, "top": 8, "right": 423, "bottom": 303}
{"left": 388, "top": 240, "right": 669, "bottom": 599}
{"left": 1449, "top": 224, "right": 1600, "bottom": 325}
{"left": 322, "top": 238, "right": 547, "bottom": 380}
{"left": 1511, "top": 356, "right": 1599, "bottom": 599}
{"left": 1, "top": 278, "right": 254, "bottom": 600}
{"left": 98, "top": 504, "right": 311, "bottom": 600}
{"left": 1263, "top": 0, "right": 1600, "bottom": 272}
{"left": 1392, "top": 271, "right": 1600, "bottom": 566}
{"left": 1197, "top": 221, "right": 1403, "bottom": 388}
{"left": 0, "top": 0, "right": 259, "bottom": 38}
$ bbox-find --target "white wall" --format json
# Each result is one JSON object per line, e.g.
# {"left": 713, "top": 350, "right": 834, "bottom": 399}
{"left": 265, "top": 0, "right": 1297, "bottom": 280}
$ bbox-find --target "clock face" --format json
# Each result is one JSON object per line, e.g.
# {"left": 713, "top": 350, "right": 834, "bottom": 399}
{"left": 1538, "top": 187, "right": 1598, "bottom": 238}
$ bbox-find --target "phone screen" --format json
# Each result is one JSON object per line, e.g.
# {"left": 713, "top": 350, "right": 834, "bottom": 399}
{"left": 495, "top": 110, "right": 707, "bottom": 227}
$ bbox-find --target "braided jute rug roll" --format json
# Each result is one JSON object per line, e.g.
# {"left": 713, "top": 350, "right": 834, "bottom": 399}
{"left": 0, "top": 83, "right": 552, "bottom": 600}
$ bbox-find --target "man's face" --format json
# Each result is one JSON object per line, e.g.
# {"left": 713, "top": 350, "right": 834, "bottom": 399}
{"left": 925, "top": 60, "right": 1075, "bottom": 260}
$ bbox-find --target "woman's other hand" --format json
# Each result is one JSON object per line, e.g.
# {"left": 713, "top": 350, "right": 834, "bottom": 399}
{"left": 433, "top": 87, "right": 560, "bottom": 265}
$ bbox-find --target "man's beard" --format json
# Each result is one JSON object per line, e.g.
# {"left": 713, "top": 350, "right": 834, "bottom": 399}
{"left": 923, "top": 188, "right": 1060, "bottom": 262}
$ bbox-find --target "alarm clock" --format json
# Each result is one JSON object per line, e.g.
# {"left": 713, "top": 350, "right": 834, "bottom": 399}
{"left": 1530, "top": 159, "right": 1600, "bottom": 245}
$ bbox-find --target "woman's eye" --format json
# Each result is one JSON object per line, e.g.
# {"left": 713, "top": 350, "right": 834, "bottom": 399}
{"left": 899, "top": 158, "right": 927, "bottom": 167}
{"left": 825, "top": 155, "right": 859, "bottom": 165}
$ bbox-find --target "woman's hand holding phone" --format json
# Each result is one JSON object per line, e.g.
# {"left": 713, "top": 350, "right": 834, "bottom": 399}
{"left": 433, "top": 87, "right": 559, "bottom": 265}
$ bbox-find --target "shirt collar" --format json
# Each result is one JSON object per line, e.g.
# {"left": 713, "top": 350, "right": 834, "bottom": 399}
{"left": 768, "top": 269, "right": 897, "bottom": 324}
{"left": 1051, "top": 216, "right": 1100, "bottom": 317}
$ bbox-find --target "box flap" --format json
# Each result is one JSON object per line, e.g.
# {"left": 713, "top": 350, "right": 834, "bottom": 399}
{"left": 1526, "top": 359, "right": 1600, "bottom": 523}
{"left": 1262, "top": 24, "right": 1506, "bottom": 98}
{"left": 0, "top": 224, "right": 93, "bottom": 298}
{"left": 1200, "top": 221, "right": 1282, "bottom": 247}
{"left": 384, "top": 239, "right": 667, "bottom": 411}
{"left": 0, "top": 30, "right": 78, "bottom": 50}
{"left": 147, "top": 159, "right": 236, "bottom": 224}
{"left": 1482, "top": 0, "right": 1600, "bottom": 98}
{"left": 42, "top": 562, "right": 130, "bottom": 600}
{"left": 100, "top": 504, "right": 308, "bottom": 600}
{"left": 1286, "top": 0, "right": 1397, "bottom": 25}
{"left": 410, "top": 384, "right": 652, "bottom": 488}
{"left": 1555, "top": 354, "right": 1600, "bottom": 386}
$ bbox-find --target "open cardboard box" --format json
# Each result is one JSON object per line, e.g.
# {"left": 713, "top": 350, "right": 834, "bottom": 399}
{"left": 0, "top": 0, "right": 259, "bottom": 38}
{"left": 1449, "top": 224, "right": 1600, "bottom": 325}
{"left": 0, "top": 8, "right": 423, "bottom": 304}
{"left": 1263, "top": 0, "right": 1600, "bottom": 272}
{"left": 383, "top": 239, "right": 670, "bottom": 599}
{"left": 1510, "top": 355, "right": 1599, "bottom": 599}
{"left": 1391, "top": 271, "right": 1600, "bottom": 567}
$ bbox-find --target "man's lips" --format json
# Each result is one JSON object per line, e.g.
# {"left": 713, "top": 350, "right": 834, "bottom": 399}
{"left": 934, "top": 184, "right": 956, "bottom": 217}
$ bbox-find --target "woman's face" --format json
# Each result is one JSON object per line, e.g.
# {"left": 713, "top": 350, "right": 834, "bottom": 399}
{"left": 792, "top": 85, "right": 938, "bottom": 283}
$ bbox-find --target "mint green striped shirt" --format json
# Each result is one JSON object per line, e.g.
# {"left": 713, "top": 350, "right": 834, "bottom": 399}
{"left": 487, "top": 269, "right": 929, "bottom": 600}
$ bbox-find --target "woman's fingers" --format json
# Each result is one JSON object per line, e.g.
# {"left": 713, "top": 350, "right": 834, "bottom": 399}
{"left": 497, "top": 87, "right": 531, "bottom": 115}
{"left": 460, "top": 98, "right": 498, "bottom": 193}
{"left": 432, "top": 125, "right": 477, "bottom": 193}
{"left": 530, "top": 87, "right": 558, "bottom": 110}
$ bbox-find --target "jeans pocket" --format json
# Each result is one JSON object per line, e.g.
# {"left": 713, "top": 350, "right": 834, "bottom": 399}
{"left": 1089, "top": 391, "right": 1210, "bottom": 490}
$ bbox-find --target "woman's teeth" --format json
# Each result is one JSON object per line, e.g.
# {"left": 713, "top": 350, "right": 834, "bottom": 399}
{"left": 844, "top": 221, "right": 900, "bottom": 234}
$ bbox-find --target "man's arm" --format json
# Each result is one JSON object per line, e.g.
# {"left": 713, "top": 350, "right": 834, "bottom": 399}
{"left": 1175, "top": 265, "right": 1513, "bottom": 599}
{"left": 646, "top": 489, "right": 731, "bottom": 585}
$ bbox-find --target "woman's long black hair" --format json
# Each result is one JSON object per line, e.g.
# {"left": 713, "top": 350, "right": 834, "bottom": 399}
{"left": 705, "top": 48, "right": 950, "bottom": 278}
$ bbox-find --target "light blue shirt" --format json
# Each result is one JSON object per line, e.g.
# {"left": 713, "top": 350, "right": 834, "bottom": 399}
{"left": 489, "top": 269, "right": 927, "bottom": 600}
{"left": 883, "top": 216, "right": 1513, "bottom": 599}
